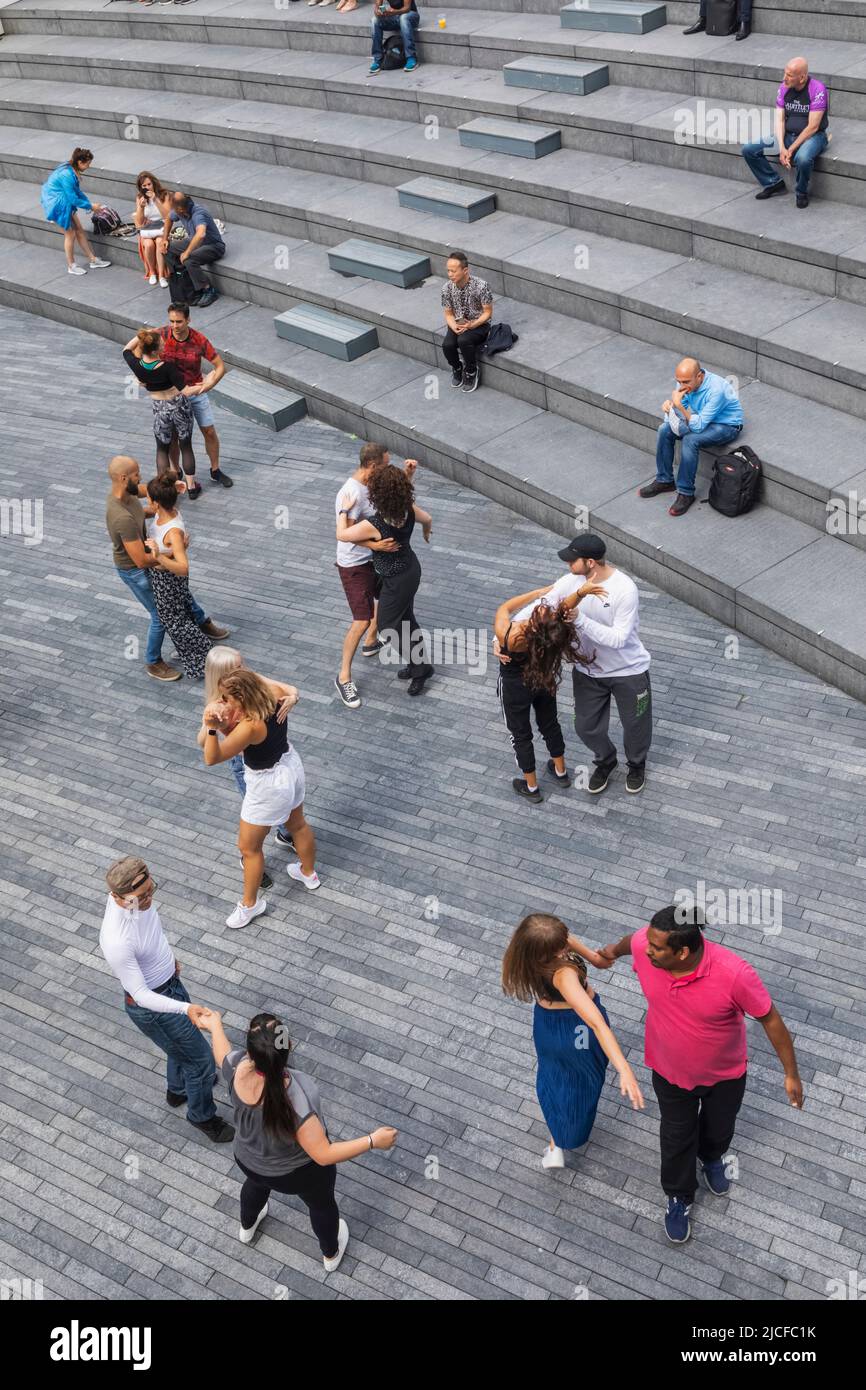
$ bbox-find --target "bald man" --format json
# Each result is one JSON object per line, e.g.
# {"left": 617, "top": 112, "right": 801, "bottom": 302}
{"left": 106, "top": 455, "right": 228, "bottom": 680}
{"left": 684, "top": 0, "right": 751, "bottom": 42}
{"left": 639, "top": 359, "right": 744, "bottom": 516}
{"left": 741, "top": 58, "right": 829, "bottom": 209}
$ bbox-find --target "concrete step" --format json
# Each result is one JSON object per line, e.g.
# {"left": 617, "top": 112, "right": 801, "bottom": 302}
{"left": 397, "top": 176, "right": 497, "bottom": 221}
{"left": 3, "top": 83, "right": 866, "bottom": 305}
{"left": 503, "top": 56, "right": 610, "bottom": 96}
{"left": 207, "top": 369, "right": 307, "bottom": 431}
{"left": 327, "top": 238, "right": 432, "bottom": 287}
{"left": 560, "top": 2, "right": 667, "bottom": 34}
{"left": 458, "top": 115, "right": 562, "bottom": 159}
{"left": 274, "top": 303, "right": 379, "bottom": 360}
{"left": 1, "top": 231, "right": 864, "bottom": 699}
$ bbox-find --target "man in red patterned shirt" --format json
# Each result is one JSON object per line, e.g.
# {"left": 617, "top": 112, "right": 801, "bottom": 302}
{"left": 160, "top": 302, "right": 232, "bottom": 497}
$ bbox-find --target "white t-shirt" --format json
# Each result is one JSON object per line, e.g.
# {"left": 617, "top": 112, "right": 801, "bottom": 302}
{"left": 572, "top": 568, "right": 650, "bottom": 679}
{"left": 99, "top": 895, "right": 188, "bottom": 1015}
{"left": 336, "top": 477, "right": 375, "bottom": 568}
{"left": 513, "top": 572, "right": 582, "bottom": 623}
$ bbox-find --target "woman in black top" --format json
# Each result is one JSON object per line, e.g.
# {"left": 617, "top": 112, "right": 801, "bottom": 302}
{"left": 122, "top": 327, "right": 199, "bottom": 489}
{"left": 203, "top": 668, "right": 319, "bottom": 930}
{"left": 336, "top": 464, "right": 434, "bottom": 696}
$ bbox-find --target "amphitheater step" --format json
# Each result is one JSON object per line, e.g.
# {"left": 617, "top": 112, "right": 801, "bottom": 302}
{"left": 397, "top": 176, "right": 497, "bottom": 222}
{"left": 458, "top": 116, "right": 562, "bottom": 160}
{"left": 274, "top": 304, "right": 379, "bottom": 362}
{"left": 503, "top": 57, "right": 610, "bottom": 96}
{"left": 327, "top": 239, "right": 431, "bottom": 289}
{"left": 560, "top": 1, "right": 667, "bottom": 33}
{"left": 207, "top": 370, "right": 307, "bottom": 432}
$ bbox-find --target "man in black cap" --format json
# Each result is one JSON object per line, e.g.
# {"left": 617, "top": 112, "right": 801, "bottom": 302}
{"left": 558, "top": 534, "right": 652, "bottom": 794}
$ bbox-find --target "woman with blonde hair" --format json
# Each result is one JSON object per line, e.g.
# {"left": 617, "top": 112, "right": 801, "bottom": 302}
{"left": 502, "top": 913, "right": 644, "bottom": 1169}
{"left": 203, "top": 667, "right": 318, "bottom": 929}
{"left": 122, "top": 327, "right": 199, "bottom": 490}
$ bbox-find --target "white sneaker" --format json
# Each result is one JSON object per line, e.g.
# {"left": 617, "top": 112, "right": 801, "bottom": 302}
{"left": 89, "top": 258, "right": 111, "bottom": 269}
{"left": 323, "top": 1218, "right": 349, "bottom": 1272}
{"left": 68, "top": 264, "right": 87, "bottom": 275}
{"left": 239, "top": 1201, "right": 268, "bottom": 1244}
{"left": 287, "top": 862, "right": 320, "bottom": 891}
{"left": 149, "top": 273, "right": 158, "bottom": 285}
{"left": 159, "top": 276, "right": 169, "bottom": 288}
{"left": 541, "top": 1145, "right": 565, "bottom": 1170}
{"left": 226, "top": 897, "right": 268, "bottom": 929}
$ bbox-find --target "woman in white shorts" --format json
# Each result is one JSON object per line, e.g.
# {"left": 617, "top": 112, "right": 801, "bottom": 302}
{"left": 203, "top": 668, "right": 320, "bottom": 929}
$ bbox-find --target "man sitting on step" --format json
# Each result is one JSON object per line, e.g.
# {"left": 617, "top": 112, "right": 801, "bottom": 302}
{"left": 440, "top": 250, "right": 493, "bottom": 395}
{"left": 740, "top": 57, "right": 829, "bottom": 210}
{"left": 638, "top": 358, "right": 744, "bottom": 517}
{"left": 160, "top": 191, "right": 225, "bottom": 309}
{"left": 684, "top": 1, "right": 751, "bottom": 42}
{"left": 370, "top": 0, "right": 421, "bottom": 74}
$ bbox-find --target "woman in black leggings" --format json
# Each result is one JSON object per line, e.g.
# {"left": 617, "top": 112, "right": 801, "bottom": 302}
{"left": 336, "top": 463, "right": 434, "bottom": 696}
{"left": 196, "top": 1009, "right": 397, "bottom": 1271}
{"left": 122, "top": 328, "right": 200, "bottom": 492}
{"left": 493, "top": 578, "right": 603, "bottom": 804}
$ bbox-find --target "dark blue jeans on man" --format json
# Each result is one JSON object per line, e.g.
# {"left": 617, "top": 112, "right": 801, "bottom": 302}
{"left": 655, "top": 420, "right": 743, "bottom": 498}
{"left": 371, "top": 10, "right": 420, "bottom": 62}
{"left": 741, "top": 130, "right": 828, "bottom": 199}
{"left": 124, "top": 976, "right": 217, "bottom": 1124}
{"left": 116, "top": 565, "right": 206, "bottom": 665}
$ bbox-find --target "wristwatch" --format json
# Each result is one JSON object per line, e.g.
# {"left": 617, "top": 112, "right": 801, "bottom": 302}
{"left": 207, "top": 729, "right": 218, "bottom": 737}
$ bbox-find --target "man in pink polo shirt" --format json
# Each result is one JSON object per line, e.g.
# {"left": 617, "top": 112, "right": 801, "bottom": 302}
{"left": 598, "top": 905, "right": 803, "bottom": 1244}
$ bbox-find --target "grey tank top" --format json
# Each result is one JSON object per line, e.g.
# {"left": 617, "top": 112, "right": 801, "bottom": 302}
{"left": 222, "top": 1049, "right": 325, "bottom": 1176}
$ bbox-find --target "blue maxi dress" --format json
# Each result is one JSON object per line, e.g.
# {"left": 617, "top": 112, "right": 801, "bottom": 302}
{"left": 40, "top": 163, "right": 92, "bottom": 230}
{"left": 533, "top": 996, "right": 610, "bottom": 1149}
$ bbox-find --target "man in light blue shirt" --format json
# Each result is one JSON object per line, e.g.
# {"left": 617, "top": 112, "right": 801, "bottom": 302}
{"left": 639, "top": 358, "right": 745, "bottom": 517}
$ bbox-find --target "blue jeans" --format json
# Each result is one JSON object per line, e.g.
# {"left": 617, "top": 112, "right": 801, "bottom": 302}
{"left": 229, "top": 753, "right": 246, "bottom": 795}
{"left": 116, "top": 565, "right": 206, "bottom": 666}
{"left": 655, "top": 420, "right": 743, "bottom": 498}
{"left": 741, "top": 130, "right": 828, "bottom": 198}
{"left": 124, "top": 976, "right": 217, "bottom": 1124}
{"left": 371, "top": 11, "right": 420, "bottom": 62}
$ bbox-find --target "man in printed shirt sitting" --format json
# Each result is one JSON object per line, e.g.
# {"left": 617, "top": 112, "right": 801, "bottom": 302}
{"left": 741, "top": 56, "right": 829, "bottom": 210}
{"left": 639, "top": 357, "right": 744, "bottom": 517}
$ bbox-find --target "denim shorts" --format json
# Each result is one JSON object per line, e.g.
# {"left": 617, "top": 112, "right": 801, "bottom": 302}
{"left": 190, "top": 392, "right": 216, "bottom": 429}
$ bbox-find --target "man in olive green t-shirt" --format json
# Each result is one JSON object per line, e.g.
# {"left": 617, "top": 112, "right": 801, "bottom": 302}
{"left": 105, "top": 455, "right": 228, "bottom": 681}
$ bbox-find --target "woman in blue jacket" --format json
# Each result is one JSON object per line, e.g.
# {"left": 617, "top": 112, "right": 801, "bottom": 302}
{"left": 40, "top": 147, "right": 112, "bottom": 276}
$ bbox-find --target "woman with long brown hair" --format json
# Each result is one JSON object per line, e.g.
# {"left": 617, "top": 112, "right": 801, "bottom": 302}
{"left": 336, "top": 462, "right": 434, "bottom": 696}
{"left": 122, "top": 327, "right": 199, "bottom": 487}
{"left": 502, "top": 913, "right": 644, "bottom": 1169}
{"left": 493, "top": 575, "right": 603, "bottom": 804}
{"left": 134, "top": 171, "right": 172, "bottom": 287}
{"left": 202, "top": 668, "right": 318, "bottom": 929}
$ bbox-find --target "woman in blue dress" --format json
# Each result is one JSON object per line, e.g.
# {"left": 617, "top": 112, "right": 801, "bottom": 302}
{"left": 40, "top": 147, "right": 112, "bottom": 276}
{"left": 503, "top": 913, "right": 644, "bottom": 1169}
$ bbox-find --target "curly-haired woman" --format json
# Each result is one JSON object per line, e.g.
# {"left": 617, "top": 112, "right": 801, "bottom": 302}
{"left": 492, "top": 575, "right": 603, "bottom": 804}
{"left": 122, "top": 328, "right": 200, "bottom": 490}
{"left": 502, "top": 913, "right": 644, "bottom": 1169}
{"left": 335, "top": 463, "right": 434, "bottom": 696}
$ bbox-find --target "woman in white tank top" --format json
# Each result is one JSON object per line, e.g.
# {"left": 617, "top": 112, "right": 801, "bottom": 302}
{"left": 134, "top": 171, "right": 172, "bottom": 287}
{"left": 144, "top": 473, "right": 212, "bottom": 679}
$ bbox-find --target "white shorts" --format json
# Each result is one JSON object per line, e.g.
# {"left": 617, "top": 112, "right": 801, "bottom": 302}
{"left": 240, "top": 747, "right": 305, "bottom": 828}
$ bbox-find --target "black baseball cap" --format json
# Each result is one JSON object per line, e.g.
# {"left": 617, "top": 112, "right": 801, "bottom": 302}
{"left": 557, "top": 533, "right": 606, "bottom": 563}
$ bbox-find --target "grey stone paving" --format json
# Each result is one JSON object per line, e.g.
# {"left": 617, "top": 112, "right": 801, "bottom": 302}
{"left": 0, "top": 305, "right": 865, "bottom": 1302}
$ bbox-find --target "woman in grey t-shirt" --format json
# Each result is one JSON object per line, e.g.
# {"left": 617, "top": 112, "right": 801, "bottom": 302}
{"left": 197, "top": 1010, "right": 397, "bottom": 1270}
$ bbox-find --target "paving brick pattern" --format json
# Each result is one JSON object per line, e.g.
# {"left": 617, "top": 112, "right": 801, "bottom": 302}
{"left": 0, "top": 306, "right": 864, "bottom": 1301}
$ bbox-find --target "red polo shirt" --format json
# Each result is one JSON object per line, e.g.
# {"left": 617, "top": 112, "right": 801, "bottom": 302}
{"left": 630, "top": 926, "right": 772, "bottom": 1090}
{"left": 159, "top": 326, "right": 218, "bottom": 387}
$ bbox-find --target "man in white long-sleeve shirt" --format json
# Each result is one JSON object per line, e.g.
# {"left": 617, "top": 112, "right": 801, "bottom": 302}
{"left": 99, "top": 856, "right": 234, "bottom": 1142}
{"left": 556, "top": 534, "right": 652, "bottom": 795}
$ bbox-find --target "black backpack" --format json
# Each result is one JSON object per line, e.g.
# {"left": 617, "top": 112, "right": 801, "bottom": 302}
{"left": 90, "top": 205, "right": 122, "bottom": 235}
{"left": 381, "top": 34, "right": 406, "bottom": 69}
{"left": 707, "top": 445, "right": 763, "bottom": 517}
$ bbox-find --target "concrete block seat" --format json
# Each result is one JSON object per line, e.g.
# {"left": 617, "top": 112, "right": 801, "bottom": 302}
{"left": 3, "top": 84, "right": 866, "bottom": 305}
{"left": 457, "top": 116, "right": 563, "bottom": 159}
{"left": 560, "top": 3, "right": 667, "bottom": 36}
{"left": 206, "top": 368, "right": 307, "bottom": 431}
{"left": 1, "top": 231, "right": 864, "bottom": 698}
{"left": 3, "top": 186, "right": 866, "bottom": 548}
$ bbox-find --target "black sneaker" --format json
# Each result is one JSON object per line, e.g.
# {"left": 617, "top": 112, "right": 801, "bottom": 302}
{"left": 512, "top": 777, "right": 543, "bottom": 804}
{"left": 588, "top": 762, "right": 617, "bottom": 794}
{"left": 638, "top": 480, "right": 676, "bottom": 498}
{"left": 626, "top": 764, "right": 646, "bottom": 794}
{"left": 274, "top": 827, "right": 294, "bottom": 849}
{"left": 261, "top": 869, "right": 274, "bottom": 891}
{"left": 462, "top": 369, "right": 479, "bottom": 393}
{"left": 407, "top": 665, "right": 434, "bottom": 696}
{"left": 361, "top": 638, "right": 387, "bottom": 657}
{"left": 450, "top": 365, "right": 463, "bottom": 388}
{"left": 196, "top": 288, "right": 219, "bottom": 308}
{"left": 396, "top": 665, "right": 413, "bottom": 681}
{"left": 546, "top": 759, "right": 572, "bottom": 788}
{"left": 166, "top": 1090, "right": 187, "bottom": 1108}
{"left": 210, "top": 469, "right": 234, "bottom": 488}
{"left": 335, "top": 675, "right": 362, "bottom": 709}
{"left": 755, "top": 181, "right": 787, "bottom": 201}
{"left": 796, "top": 193, "right": 809, "bottom": 209}
{"left": 186, "top": 482, "right": 202, "bottom": 501}
{"left": 190, "top": 1116, "right": 235, "bottom": 1142}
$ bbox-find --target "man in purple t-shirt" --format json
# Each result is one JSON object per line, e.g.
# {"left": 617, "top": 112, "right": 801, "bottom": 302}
{"left": 741, "top": 56, "right": 829, "bottom": 209}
